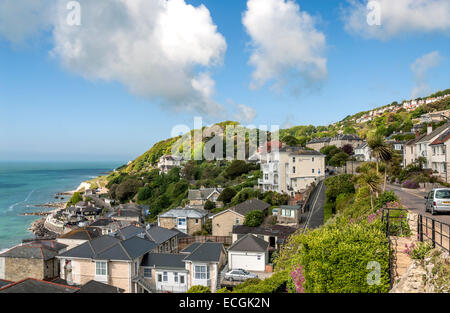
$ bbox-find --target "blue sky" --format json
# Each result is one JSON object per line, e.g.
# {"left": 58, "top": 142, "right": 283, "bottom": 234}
{"left": 0, "top": 0, "right": 449, "bottom": 162}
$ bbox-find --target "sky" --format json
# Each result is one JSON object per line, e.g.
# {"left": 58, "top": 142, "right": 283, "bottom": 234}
{"left": 0, "top": 0, "right": 449, "bottom": 162}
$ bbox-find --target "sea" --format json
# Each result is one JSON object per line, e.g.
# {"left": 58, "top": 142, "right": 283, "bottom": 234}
{"left": 0, "top": 161, "right": 123, "bottom": 251}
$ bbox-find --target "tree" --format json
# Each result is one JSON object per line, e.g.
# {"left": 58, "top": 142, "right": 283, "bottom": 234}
{"left": 217, "top": 187, "right": 237, "bottom": 204}
{"left": 67, "top": 192, "right": 83, "bottom": 206}
{"left": 187, "top": 285, "right": 211, "bottom": 293}
{"left": 225, "top": 160, "right": 249, "bottom": 179}
{"left": 367, "top": 133, "right": 392, "bottom": 174}
{"left": 115, "top": 179, "right": 143, "bottom": 202}
{"left": 320, "top": 145, "right": 341, "bottom": 164}
{"left": 341, "top": 144, "right": 354, "bottom": 155}
{"left": 329, "top": 151, "right": 349, "bottom": 167}
{"left": 244, "top": 210, "right": 265, "bottom": 227}
{"left": 357, "top": 170, "right": 382, "bottom": 210}
{"left": 204, "top": 200, "right": 216, "bottom": 211}
{"left": 282, "top": 135, "right": 300, "bottom": 146}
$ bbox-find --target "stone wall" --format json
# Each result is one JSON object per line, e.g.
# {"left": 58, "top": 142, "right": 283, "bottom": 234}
{"left": 3, "top": 258, "right": 45, "bottom": 281}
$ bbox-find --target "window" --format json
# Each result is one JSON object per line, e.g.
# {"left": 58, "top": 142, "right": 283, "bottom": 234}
{"left": 312, "top": 169, "right": 315, "bottom": 173}
{"left": 264, "top": 174, "right": 268, "bottom": 180}
{"left": 257, "top": 255, "right": 261, "bottom": 261}
{"left": 235, "top": 218, "right": 240, "bottom": 225}
{"left": 163, "top": 272, "right": 168, "bottom": 282}
{"left": 95, "top": 262, "right": 107, "bottom": 276}
{"left": 293, "top": 166, "right": 296, "bottom": 174}
{"left": 312, "top": 157, "right": 314, "bottom": 162}
{"left": 194, "top": 265, "right": 210, "bottom": 280}
{"left": 180, "top": 275, "right": 185, "bottom": 284}
{"left": 158, "top": 274, "right": 162, "bottom": 282}
{"left": 174, "top": 272, "right": 178, "bottom": 283}
{"left": 178, "top": 217, "right": 186, "bottom": 227}
{"left": 195, "top": 219, "right": 199, "bottom": 224}
{"left": 144, "top": 268, "right": 152, "bottom": 278}
{"left": 292, "top": 157, "right": 296, "bottom": 163}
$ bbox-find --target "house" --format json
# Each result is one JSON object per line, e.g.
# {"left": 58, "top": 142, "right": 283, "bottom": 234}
{"left": 56, "top": 226, "right": 103, "bottom": 250}
{"left": 306, "top": 134, "right": 363, "bottom": 151}
{"left": 410, "top": 123, "right": 450, "bottom": 169}
{"left": 429, "top": 129, "right": 450, "bottom": 182}
{"left": 403, "top": 133, "right": 427, "bottom": 167}
{"left": 272, "top": 204, "right": 302, "bottom": 224}
{"left": 232, "top": 224, "right": 297, "bottom": 251}
{"left": 211, "top": 199, "right": 271, "bottom": 236}
{"left": 354, "top": 142, "right": 374, "bottom": 162}
{"left": 140, "top": 253, "right": 188, "bottom": 293}
{"left": 258, "top": 146, "right": 325, "bottom": 196}
{"left": 89, "top": 218, "right": 127, "bottom": 235}
{"left": 305, "top": 137, "right": 331, "bottom": 151}
{"left": 0, "top": 278, "right": 80, "bottom": 293}
{"left": 0, "top": 240, "right": 67, "bottom": 282}
{"left": 57, "top": 235, "right": 157, "bottom": 293}
{"left": 227, "top": 234, "right": 269, "bottom": 272}
{"left": 188, "top": 187, "right": 224, "bottom": 209}
{"left": 144, "top": 225, "right": 180, "bottom": 253}
{"left": 182, "top": 242, "right": 226, "bottom": 293}
{"left": 158, "top": 207, "right": 208, "bottom": 235}
{"left": 157, "top": 155, "right": 184, "bottom": 175}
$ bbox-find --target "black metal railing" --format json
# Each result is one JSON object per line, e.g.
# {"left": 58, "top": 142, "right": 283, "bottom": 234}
{"left": 417, "top": 214, "right": 450, "bottom": 253}
{"left": 381, "top": 207, "right": 409, "bottom": 289}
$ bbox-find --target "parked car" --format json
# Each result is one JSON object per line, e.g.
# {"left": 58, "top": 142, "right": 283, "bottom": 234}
{"left": 424, "top": 188, "right": 450, "bottom": 215}
{"left": 224, "top": 269, "right": 258, "bottom": 281}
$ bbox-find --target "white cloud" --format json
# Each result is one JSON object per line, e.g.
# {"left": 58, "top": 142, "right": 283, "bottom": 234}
{"left": 0, "top": 0, "right": 227, "bottom": 116}
{"left": 228, "top": 99, "right": 257, "bottom": 123}
{"left": 242, "top": 0, "right": 327, "bottom": 92}
{"left": 343, "top": 0, "right": 450, "bottom": 40}
{"left": 410, "top": 51, "right": 442, "bottom": 98}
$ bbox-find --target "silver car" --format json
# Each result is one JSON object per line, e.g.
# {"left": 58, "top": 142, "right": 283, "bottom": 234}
{"left": 424, "top": 188, "right": 450, "bottom": 215}
{"left": 224, "top": 269, "right": 258, "bottom": 281}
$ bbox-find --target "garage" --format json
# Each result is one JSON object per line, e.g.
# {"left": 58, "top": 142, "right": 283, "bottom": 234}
{"left": 227, "top": 234, "right": 269, "bottom": 272}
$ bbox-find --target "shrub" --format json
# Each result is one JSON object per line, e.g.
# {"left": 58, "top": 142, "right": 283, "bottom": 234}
{"left": 233, "top": 271, "right": 287, "bottom": 293}
{"left": 244, "top": 210, "right": 264, "bottom": 227}
{"left": 67, "top": 192, "right": 83, "bottom": 206}
{"left": 204, "top": 200, "right": 216, "bottom": 211}
{"left": 402, "top": 180, "right": 419, "bottom": 189}
{"left": 187, "top": 285, "right": 211, "bottom": 293}
{"left": 404, "top": 241, "right": 434, "bottom": 260}
{"left": 216, "top": 287, "right": 231, "bottom": 293}
{"left": 217, "top": 187, "right": 237, "bottom": 204}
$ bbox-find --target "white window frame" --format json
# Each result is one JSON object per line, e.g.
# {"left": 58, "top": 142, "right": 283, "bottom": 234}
{"left": 95, "top": 261, "right": 107, "bottom": 277}
{"left": 174, "top": 272, "right": 178, "bottom": 283}
{"left": 163, "top": 271, "right": 168, "bottom": 282}
{"left": 194, "top": 265, "right": 210, "bottom": 280}
{"left": 144, "top": 268, "right": 152, "bottom": 278}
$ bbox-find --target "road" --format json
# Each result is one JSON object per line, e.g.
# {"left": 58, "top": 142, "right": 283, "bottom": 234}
{"left": 386, "top": 184, "right": 450, "bottom": 225}
{"left": 302, "top": 180, "right": 326, "bottom": 230}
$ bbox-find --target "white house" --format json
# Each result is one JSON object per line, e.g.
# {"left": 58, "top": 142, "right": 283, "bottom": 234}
{"left": 227, "top": 234, "right": 269, "bottom": 272}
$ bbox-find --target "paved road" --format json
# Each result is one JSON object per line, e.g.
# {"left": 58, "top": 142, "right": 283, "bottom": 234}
{"left": 387, "top": 184, "right": 450, "bottom": 225}
{"left": 302, "top": 180, "right": 326, "bottom": 230}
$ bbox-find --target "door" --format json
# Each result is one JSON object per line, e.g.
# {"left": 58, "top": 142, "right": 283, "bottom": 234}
{"left": 230, "top": 253, "right": 263, "bottom": 272}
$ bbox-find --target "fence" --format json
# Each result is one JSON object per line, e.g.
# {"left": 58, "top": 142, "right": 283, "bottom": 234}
{"left": 417, "top": 214, "right": 450, "bottom": 253}
{"left": 381, "top": 207, "right": 409, "bottom": 288}
{"left": 178, "top": 235, "right": 232, "bottom": 251}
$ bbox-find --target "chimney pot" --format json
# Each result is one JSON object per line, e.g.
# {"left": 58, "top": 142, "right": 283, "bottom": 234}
{"left": 427, "top": 125, "right": 433, "bottom": 135}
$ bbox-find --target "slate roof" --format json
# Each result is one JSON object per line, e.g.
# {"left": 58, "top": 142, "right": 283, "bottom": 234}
{"left": 180, "top": 242, "right": 202, "bottom": 254}
{"left": 416, "top": 123, "right": 450, "bottom": 144}
{"left": 430, "top": 128, "right": 450, "bottom": 145}
{"left": 141, "top": 253, "right": 187, "bottom": 269}
{"left": 183, "top": 242, "right": 224, "bottom": 263}
{"left": 76, "top": 280, "right": 124, "bottom": 293}
{"left": 0, "top": 279, "right": 13, "bottom": 289}
{"left": 59, "top": 226, "right": 102, "bottom": 241}
{"left": 230, "top": 198, "right": 270, "bottom": 217}
{"left": 228, "top": 234, "right": 269, "bottom": 253}
{"left": 0, "top": 278, "right": 79, "bottom": 293}
{"left": 159, "top": 207, "right": 208, "bottom": 219}
{"left": 188, "top": 188, "right": 224, "bottom": 201}
{"left": 0, "top": 243, "right": 60, "bottom": 261}
{"left": 279, "top": 146, "right": 324, "bottom": 155}
{"left": 89, "top": 218, "right": 118, "bottom": 227}
{"left": 307, "top": 137, "right": 331, "bottom": 144}
{"left": 113, "top": 225, "right": 145, "bottom": 240}
{"left": 144, "top": 225, "right": 178, "bottom": 244}
{"left": 23, "top": 240, "right": 67, "bottom": 252}
{"left": 232, "top": 224, "right": 297, "bottom": 239}
{"left": 58, "top": 235, "right": 156, "bottom": 261}
{"left": 278, "top": 205, "right": 302, "bottom": 211}
{"left": 405, "top": 133, "right": 427, "bottom": 146}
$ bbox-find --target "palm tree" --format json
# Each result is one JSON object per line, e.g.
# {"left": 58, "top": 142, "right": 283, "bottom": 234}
{"left": 368, "top": 133, "right": 392, "bottom": 175}
{"left": 357, "top": 170, "right": 382, "bottom": 211}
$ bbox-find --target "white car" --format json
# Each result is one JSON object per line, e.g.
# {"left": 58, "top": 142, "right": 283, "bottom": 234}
{"left": 224, "top": 269, "right": 258, "bottom": 281}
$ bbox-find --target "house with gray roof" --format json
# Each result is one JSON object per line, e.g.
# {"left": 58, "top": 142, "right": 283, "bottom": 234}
{"left": 0, "top": 240, "right": 67, "bottom": 282}
{"left": 158, "top": 207, "right": 208, "bottom": 235}
{"left": 211, "top": 198, "right": 270, "bottom": 236}
{"left": 76, "top": 280, "right": 124, "bottom": 293}
{"left": 188, "top": 187, "right": 224, "bottom": 209}
{"left": 232, "top": 224, "right": 297, "bottom": 251}
{"left": 182, "top": 242, "right": 226, "bottom": 293}
{"left": 227, "top": 234, "right": 269, "bottom": 272}
{"left": 140, "top": 253, "right": 188, "bottom": 292}
{"left": 0, "top": 279, "right": 13, "bottom": 289}
{"left": 56, "top": 234, "right": 157, "bottom": 293}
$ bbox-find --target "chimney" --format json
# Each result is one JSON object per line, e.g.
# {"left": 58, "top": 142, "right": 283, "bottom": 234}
{"left": 415, "top": 130, "right": 419, "bottom": 138}
{"left": 427, "top": 125, "right": 433, "bottom": 135}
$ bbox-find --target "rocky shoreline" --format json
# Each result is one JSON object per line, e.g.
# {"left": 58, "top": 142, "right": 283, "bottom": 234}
{"left": 28, "top": 218, "right": 58, "bottom": 239}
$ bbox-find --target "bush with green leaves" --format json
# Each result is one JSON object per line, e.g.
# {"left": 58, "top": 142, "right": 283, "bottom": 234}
{"left": 244, "top": 210, "right": 265, "bottom": 227}
{"left": 217, "top": 187, "right": 237, "bottom": 204}
{"left": 186, "top": 285, "right": 211, "bottom": 293}
{"left": 67, "top": 192, "right": 83, "bottom": 206}
{"left": 204, "top": 200, "right": 216, "bottom": 211}
{"left": 232, "top": 272, "right": 287, "bottom": 293}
